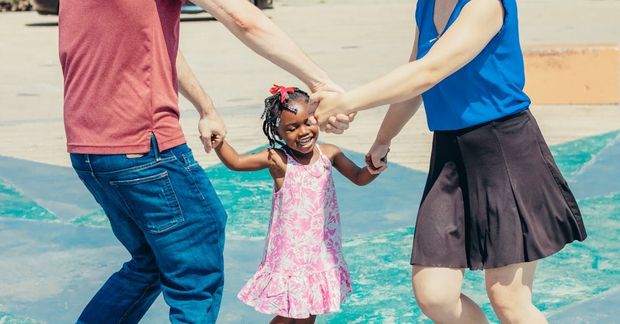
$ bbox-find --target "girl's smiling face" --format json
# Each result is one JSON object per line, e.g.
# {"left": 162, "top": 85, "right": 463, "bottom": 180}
{"left": 277, "top": 99, "right": 319, "bottom": 154}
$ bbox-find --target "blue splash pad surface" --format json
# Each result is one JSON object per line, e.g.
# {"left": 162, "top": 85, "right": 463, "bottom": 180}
{"left": 0, "top": 130, "right": 619, "bottom": 323}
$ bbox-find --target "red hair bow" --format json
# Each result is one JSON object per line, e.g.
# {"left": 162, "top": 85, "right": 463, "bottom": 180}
{"left": 270, "top": 84, "right": 295, "bottom": 103}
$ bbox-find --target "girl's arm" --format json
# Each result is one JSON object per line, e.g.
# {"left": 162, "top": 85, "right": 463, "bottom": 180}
{"left": 322, "top": 144, "right": 379, "bottom": 186}
{"left": 311, "top": 0, "right": 504, "bottom": 124}
{"left": 366, "top": 97, "right": 421, "bottom": 173}
{"left": 214, "top": 140, "right": 284, "bottom": 172}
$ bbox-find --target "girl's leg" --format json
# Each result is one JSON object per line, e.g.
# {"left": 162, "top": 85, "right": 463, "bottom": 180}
{"left": 270, "top": 316, "right": 295, "bottom": 324}
{"left": 485, "top": 261, "right": 547, "bottom": 324}
{"left": 270, "top": 315, "right": 316, "bottom": 324}
{"left": 295, "top": 315, "right": 317, "bottom": 324}
{"left": 413, "top": 266, "right": 488, "bottom": 324}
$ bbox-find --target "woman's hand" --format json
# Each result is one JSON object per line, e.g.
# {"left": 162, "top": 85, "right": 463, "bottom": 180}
{"left": 365, "top": 141, "right": 390, "bottom": 174}
{"left": 309, "top": 91, "right": 356, "bottom": 134}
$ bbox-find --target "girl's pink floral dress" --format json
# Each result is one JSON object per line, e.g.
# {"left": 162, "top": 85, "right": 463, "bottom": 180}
{"left": 237, "top": 146, "right": 352, "bottom": 318}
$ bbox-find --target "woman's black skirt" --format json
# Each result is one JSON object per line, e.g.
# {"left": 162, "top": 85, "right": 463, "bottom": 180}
{"left": 411, "top": 110, "right": 587, "bottom": 270}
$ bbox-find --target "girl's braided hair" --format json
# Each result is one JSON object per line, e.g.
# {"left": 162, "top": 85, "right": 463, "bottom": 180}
{"left": 261, "top": 85, "right": 309, "bottom": 148}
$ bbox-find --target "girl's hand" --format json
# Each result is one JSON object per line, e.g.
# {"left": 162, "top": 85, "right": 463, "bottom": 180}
{"left": 198, "top": 111, "right": 227, "bottom": 153}
{"left": 309, "top": 91, "right": 355, "bottom": 134}
{"left": 365, "top": 141, "right": 390, "bottom": 175}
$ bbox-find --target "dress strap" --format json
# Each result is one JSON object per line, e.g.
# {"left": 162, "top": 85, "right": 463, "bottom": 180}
{"left": 280, "top": 147, "right": 299, "bottom": 166}
{"left": 315, "top": 144, "right": 333, "bottom": 167}
{"left": 315, "top": 144, "right": 324, "bottom": 156}
{"left": 281, "top": 145, "right": 331, "bottom": 168}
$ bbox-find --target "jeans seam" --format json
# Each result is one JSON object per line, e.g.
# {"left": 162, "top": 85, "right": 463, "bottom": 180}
{"left": 183, "top": 167, "right": 225, "bottom": 265}
{"left": 109, "top": 171, "right": 168, "bottom": 186}
{"left": 181, "top": 152, "right": 199, "bottom": 170}
{"left": 94, "top": 155, "right": 177, "bottom": 176}
{"left": 178, "top": 162, "right": 226, "bottom": 321}
{"left": 84, "top": 155, "right": 108, "bottom": 198}
{"left": 117, "top": 281, "right": 160, "bottom": 324}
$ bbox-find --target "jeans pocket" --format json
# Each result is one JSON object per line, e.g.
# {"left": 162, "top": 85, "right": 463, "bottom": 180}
{"left": 110, "top": 171, "right": 185, "bottom": 234}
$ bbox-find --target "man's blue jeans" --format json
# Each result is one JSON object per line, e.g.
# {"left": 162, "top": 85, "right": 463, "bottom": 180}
{"left": 71, "top": 137, "right": 227, "bottom": 324}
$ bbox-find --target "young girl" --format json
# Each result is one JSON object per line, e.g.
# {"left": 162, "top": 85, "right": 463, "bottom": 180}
{"left": 214, "top": 85, "right": 382, "bottom": 323}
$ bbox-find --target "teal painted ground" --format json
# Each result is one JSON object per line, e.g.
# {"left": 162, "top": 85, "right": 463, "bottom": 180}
{"left": 0, "top": 130, "right": 619, "bottom": 323}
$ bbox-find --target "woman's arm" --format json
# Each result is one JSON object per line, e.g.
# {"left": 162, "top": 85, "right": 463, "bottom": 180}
{"left": 368, "top": 37, "right": 423, "bottom": 171}
{"left": 322, "top": 144, "right": 379, "bottom": 186}
{"left": 214, "top": 140, "right": 283, "bottom": 172}
{"left": 366, "top": 96, "right": 422, "bottom": 172}
{"left": 375, "top": 28, "right": 423, "bottom": 147}
{"left": 312, "top": 0, "right": 504, "bottom": 124}
{"left": 177, "top": 50, "right": 226, "bottom": 153}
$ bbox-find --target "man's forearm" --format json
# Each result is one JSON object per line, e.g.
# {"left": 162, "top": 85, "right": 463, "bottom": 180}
{"left": 192, "top": 0, "right": 331, "bottom": 92}
{"left": 177, "top": 50, "right": 216, "bottom": 117}
{"left": 375, "top": 97, "right": 421, "bottom": 144}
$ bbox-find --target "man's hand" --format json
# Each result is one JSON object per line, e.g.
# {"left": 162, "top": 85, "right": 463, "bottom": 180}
{"left": 365, "top": 141, "right": 390, "bottom": 175}
{"left": 310, "top": 78, "right": 344, "bottom": 94}
{"left": 198, "top": 111, "right": 227, "bottom": 153}
{"left": 307, "top": 80, "right": 355, "bottom": 134}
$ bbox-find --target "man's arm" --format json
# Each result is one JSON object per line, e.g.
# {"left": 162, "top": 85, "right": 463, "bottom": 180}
{"left": 191, "top": 0, "right": 336, "bottom": 93}
{"left": 177, "top": 50, "right": 226, "bottom": 153}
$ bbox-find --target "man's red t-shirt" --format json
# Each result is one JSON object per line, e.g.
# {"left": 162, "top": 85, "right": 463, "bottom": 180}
{"left": 59, "top": 0, "right": 186, "bottom": 154}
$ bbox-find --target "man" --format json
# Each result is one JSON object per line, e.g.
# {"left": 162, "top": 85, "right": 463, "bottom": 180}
{"left": 59, "top": 0, "right": 351, "bottom": 322}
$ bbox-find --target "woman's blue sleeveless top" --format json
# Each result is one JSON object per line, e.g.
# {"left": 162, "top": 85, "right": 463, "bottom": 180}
{"left": 416, "top": 0, "right": 531, "bottom": 131}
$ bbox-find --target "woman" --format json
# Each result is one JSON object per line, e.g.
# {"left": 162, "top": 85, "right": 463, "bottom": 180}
{"left": 311, "top": 0, "right": 587, "bottom": 322}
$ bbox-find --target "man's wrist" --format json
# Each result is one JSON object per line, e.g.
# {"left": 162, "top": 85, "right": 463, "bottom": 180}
{"left": 307, "top": 73, "right": 333, "bottom": 93}
{"left": 198, "top": 107, "right": 218, "bottom": 118}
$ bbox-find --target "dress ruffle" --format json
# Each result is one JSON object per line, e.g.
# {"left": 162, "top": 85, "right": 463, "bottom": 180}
{"left": 237, "top": 263, "right": 352, "bottom": 319}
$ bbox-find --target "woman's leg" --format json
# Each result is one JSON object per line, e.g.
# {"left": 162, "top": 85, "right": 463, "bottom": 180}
{"left": 413, "top": 266, "right": 488, "bottom": 324}
{"left": 485, "top": 261, "right": 547, "bottom": 324}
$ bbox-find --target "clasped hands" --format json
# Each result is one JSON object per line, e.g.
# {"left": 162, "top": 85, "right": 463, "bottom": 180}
{"left": 309, "top": 86, "right": 388, "bottom": 175}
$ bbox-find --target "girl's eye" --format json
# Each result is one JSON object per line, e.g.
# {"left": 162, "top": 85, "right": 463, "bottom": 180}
{"left": 286, "top": 127, "right": 296, "bottom": 133}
